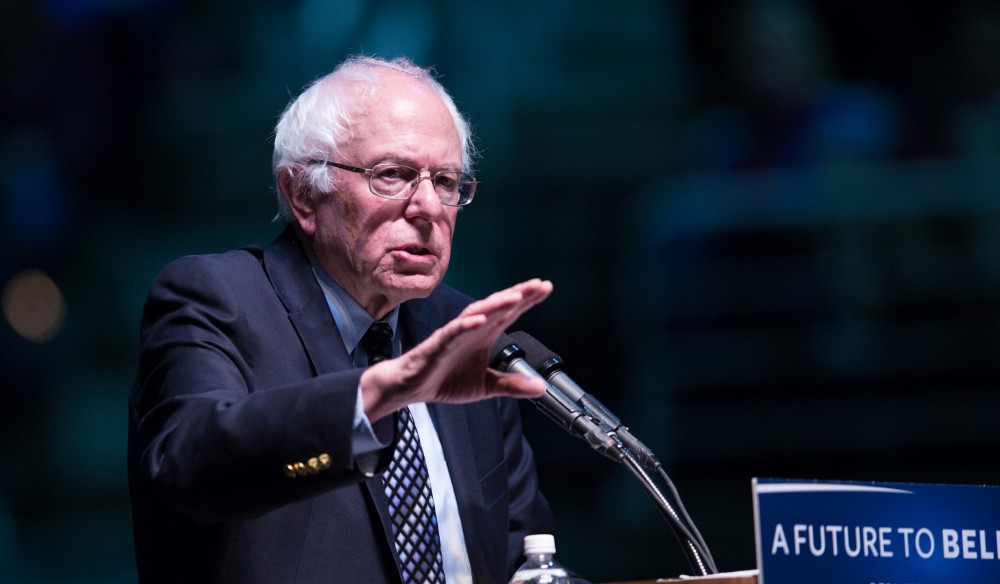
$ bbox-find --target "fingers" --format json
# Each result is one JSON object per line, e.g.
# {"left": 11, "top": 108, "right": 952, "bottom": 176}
{"left": 499, "top": 279, "right": 553, "bottom": 325}
{"left": 460, "top": 279, "right": 553, "bottom": 332}
{"left": 485, "top": 369, "right": 547, "bottom": 399}
{"left": 362, "top": 278, "right": 553, "bottom": 414}
{"left": 426, "top": 279, "right": 552, "bottom": 355}
{"left": 463, "top": 279, "right": 553, "bottom": 350}
{"left": 508, "top": 278, "right": 553, "bottom": 307}
{"left": 463, "top": 279, "right": 552, "bottom": 315}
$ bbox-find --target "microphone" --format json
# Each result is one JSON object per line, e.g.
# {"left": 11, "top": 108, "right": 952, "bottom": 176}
{"left": 495, "top": 333, "right": 718, "bottom": 574}
{"left": 490, "top": 334, "right": 626, "bottom": 463}
{"left": 508, "top": 331, "right": 661, "bottom": 470}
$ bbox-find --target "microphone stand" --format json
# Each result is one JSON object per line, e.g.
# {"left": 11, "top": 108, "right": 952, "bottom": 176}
{"left": 614, "top": 443, "right": 718, "bottom": 576}
{"left": 491, "top": 338, "right": 717, "bottom": 575}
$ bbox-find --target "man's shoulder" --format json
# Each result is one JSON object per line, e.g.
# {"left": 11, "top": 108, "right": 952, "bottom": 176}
{"left": 422, "top": 283, "right": 477, "bottom": 319}
{"left": 400, "top": 283, "right": 475, "bottom": 341}
{"left": 155, "top": 246, "right": 265, "bottom": 285}
{"left": 153, "top": 229, "right": 296, "bottom": 287}
{"left": 428, "top": 282, "right": 475, "bottom": 306}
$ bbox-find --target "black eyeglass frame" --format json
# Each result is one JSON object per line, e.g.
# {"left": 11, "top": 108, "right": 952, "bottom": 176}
{"left": 310, "top": 160, "right": 479, "bottom": 207}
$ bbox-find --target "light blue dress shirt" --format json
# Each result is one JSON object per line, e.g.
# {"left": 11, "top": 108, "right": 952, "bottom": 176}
{"left": 311, "top": 264, "right": 474, "bottom": 584}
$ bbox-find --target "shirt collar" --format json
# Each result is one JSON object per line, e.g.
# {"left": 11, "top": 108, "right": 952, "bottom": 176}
{"left": 308, "top": 256, "right": 399, "bottom": 356}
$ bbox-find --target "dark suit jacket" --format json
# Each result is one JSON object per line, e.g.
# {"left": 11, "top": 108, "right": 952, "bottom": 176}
{"left": 127, "top": 227, "right": 558, "bottom": 583}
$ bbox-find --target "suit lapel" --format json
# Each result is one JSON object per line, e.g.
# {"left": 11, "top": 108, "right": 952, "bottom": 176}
{"left": 263, "top": 236, "right": 501, "bottom": 581}
{"left": 260, "top": 227, "right": 353, "bottom": 375}
{"left": 261, "top": 228, "right": 401, "bottom": 573}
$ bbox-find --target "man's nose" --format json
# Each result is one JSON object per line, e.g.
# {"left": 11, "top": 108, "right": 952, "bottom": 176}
{"left": 405, "top": 175, "right": 444, "bottom": 216}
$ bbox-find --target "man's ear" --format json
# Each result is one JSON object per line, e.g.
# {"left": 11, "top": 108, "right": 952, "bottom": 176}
{"left": 278, "top": 168, "right": 317, "bottom": 235}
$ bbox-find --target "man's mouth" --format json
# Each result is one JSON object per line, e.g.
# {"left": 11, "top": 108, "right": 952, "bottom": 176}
{"left": 402, "top": 245, "right": 431, "bottom": 256}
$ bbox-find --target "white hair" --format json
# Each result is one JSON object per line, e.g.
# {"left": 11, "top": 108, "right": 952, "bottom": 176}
{"left": 271, "top": 55, "right": 477, "bottom": 222}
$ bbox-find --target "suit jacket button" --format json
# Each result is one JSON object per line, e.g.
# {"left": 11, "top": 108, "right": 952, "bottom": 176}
{"left": 293, "top": 462, "right": 308, "bottom": 476}
{"left": 283, "top": 464, "right": 297, "bottom": 478}
{"left": 317, "top": 453, "right": 332, "bottom": 470}
{"left": 307, "top": 457, "right": 321, "bottom": 474}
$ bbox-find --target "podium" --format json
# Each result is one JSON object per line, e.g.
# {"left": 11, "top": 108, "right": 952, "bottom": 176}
{"left": 605, "top": 576, "right": 757, "bottom": 584}
{"left": 660, "top": 578, "right": 757, "bottom": 584}
{"left": 600, "top": 479, "right": 1000, "bottom": 584}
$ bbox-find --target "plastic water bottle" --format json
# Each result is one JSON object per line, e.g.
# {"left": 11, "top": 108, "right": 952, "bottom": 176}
{"left": 509, "top": 534, "right": 570, "bottom": 584}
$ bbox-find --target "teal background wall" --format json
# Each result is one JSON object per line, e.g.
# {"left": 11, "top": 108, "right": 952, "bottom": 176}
{"left": 3, "top": 0, "right": 1000, "bottom": 581}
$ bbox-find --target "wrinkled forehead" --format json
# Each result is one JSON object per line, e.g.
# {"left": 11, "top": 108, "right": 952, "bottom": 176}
{"left": 346, "top": 74, "right": 461, "bottom": 153}
{"left": 355, "top": 70, "right": 452, "bottom": 120}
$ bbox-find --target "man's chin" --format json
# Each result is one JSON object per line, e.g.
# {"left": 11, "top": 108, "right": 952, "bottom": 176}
{"left": 382, "top": 274, "right": 442, "bottom": 302}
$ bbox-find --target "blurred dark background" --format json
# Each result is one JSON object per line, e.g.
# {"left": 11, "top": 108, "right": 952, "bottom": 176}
{"left": 3, "top": 0, "right": 1000, "bottom": 582}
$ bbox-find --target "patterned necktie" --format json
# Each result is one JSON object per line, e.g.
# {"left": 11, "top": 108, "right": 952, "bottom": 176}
{"left": 361, "top": 322, "right": 445, "bottom": 584}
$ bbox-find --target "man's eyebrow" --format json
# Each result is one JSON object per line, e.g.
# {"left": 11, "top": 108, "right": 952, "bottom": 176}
{"left": 371, "top": 156, "right": 463, "bottom": 172}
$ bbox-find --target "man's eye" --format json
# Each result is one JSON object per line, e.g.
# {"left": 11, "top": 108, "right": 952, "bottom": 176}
{"left": 434, "top": 174, "right": 458, "bottom": 190}
{"left": 376, "top": 167, "right": 407, "bottom": 181}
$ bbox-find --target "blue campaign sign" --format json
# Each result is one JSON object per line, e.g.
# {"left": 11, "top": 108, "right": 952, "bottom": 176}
{"left": 753, "top": 478, "right": 1000, "bottom": 584}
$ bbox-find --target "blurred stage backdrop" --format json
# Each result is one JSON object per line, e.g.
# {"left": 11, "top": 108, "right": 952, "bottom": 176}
{"left": 3, "top": 0, "right": 1000, "bottom": 582}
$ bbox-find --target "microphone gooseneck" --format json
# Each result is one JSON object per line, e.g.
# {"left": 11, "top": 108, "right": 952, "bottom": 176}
{"left": 489, "top": 331, "right": 718, "bottom": 576}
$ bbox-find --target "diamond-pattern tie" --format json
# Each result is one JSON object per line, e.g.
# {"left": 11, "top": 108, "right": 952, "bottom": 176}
{"left": 361, "top": 322, "right": 445, "bottom": 584}
{"left": 361, "top": 321, "right": 394, "bottom": 365}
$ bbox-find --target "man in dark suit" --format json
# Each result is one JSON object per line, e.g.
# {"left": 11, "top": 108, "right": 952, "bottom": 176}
{"left": 127, "top": 55, "right": 564, "bottom": 583}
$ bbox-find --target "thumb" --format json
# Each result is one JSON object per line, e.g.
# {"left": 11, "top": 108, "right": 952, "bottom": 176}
{"left": 487, "top": 370, "right": 547, "bottom": 400}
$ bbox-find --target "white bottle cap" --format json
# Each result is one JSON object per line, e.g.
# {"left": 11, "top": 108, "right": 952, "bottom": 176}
{"left": 523, "top": 534, "right": 556, "bottom": 555}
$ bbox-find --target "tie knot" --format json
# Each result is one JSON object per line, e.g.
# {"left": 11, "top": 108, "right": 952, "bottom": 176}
{"left": 361, "top": 321, "right": 394, "bottom": 365}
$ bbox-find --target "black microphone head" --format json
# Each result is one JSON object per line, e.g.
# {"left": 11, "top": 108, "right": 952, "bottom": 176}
{"left": 509, "top": 331, "right": 565, "bottom": 376}
{"left": 490, "top": 332, "right": 523, "bottom": 370}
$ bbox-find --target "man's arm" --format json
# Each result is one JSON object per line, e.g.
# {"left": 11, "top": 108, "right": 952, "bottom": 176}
{"left": 130, "top": 254, "right": 375, "bottom": 522}
{"left": 130, "top": 254, "right": 552, "bottom": 523}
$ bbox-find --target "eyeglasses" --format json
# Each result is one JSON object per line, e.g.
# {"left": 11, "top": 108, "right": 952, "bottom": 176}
{"left": 312, "top": 161, "right": 478, "bottom": 207}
